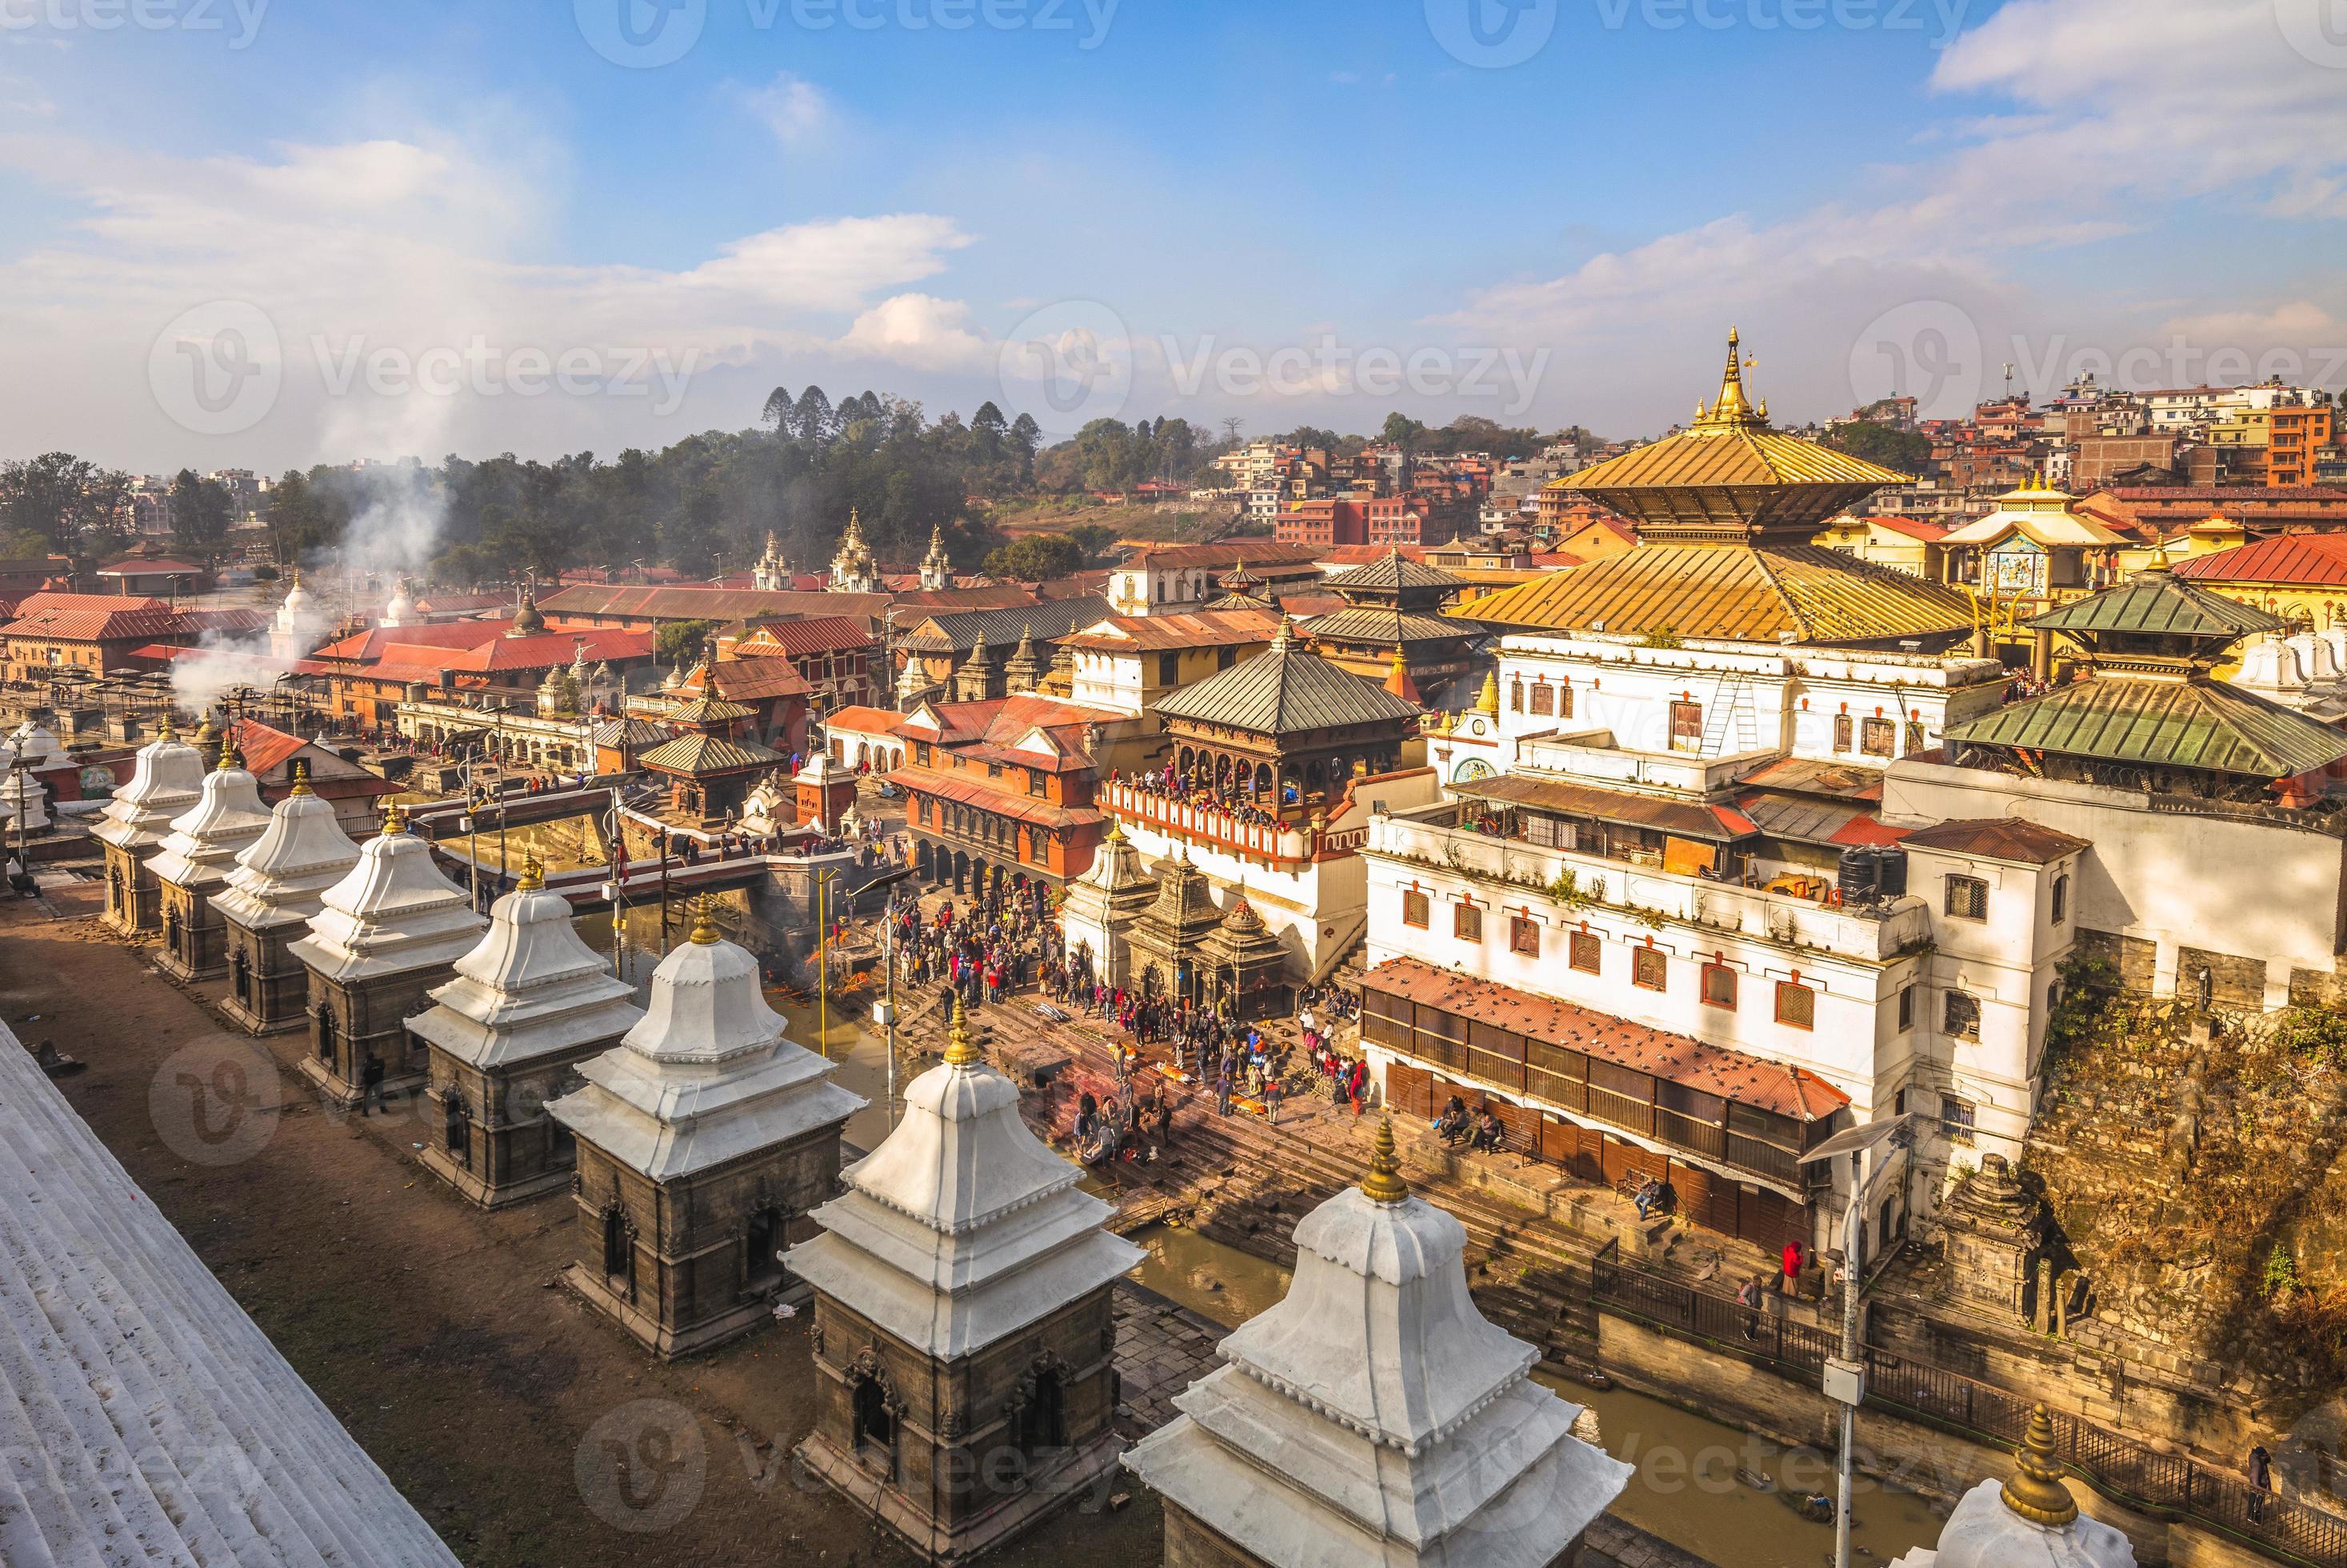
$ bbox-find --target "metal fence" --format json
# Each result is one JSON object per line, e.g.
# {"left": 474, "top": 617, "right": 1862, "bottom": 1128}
{"left": 1589, "top": 1246, "right": 2347, "bottom": 1568}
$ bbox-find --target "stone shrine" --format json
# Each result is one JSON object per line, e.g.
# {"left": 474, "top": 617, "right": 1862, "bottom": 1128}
{"left": 409, "top": 856, "right": 646, "bottom": 1209}
{"left": 1125, "top": 1119, "right": 1633, "bottom": 1568}
{"left": 1056, "top": 819, "right": 1156, "bottom": 990}
{"left": 786, "top": 1001, "right": 1143, "bottom": 1564}
{"left": 287, "top": 802, "right": 489, "bottom": 1108}
{"left": 146, "top": 733, "right": 274, "bottom": 982}
{"left": 92, "top": 716, "right": 204, "bottom": 935}
{"left": 216, "top": 762, "right": 364, "bottom": 1034}
{"left": 1938, "top": 1151, "right": 2047, "bottom": 1324}
{"left": 549, "top": 900, "right": 862, "bottom": 1358}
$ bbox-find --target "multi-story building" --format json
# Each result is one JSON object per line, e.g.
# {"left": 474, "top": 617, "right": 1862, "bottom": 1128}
{"left": 2268, "top": 400, "right": 2336, "bottom": 488}
{"left": 1, "top": 593, "right": 189, "bottom": 682}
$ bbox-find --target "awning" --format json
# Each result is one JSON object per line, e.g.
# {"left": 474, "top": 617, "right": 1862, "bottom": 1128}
{"left": 1450, "top": 771, "right": 1761, "bottom": 842}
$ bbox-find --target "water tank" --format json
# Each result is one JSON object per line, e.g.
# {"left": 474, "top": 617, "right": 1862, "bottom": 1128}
{"left": 1874, "top": 846, "right": 1909, "bottom": 898}
{"left": 1837, "top": 846, "right": 1879, "bottom": 904}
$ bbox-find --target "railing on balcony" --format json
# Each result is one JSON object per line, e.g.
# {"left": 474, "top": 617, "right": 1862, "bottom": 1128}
{"left": 1106, "top": 782, "right": 1317, "bottom": 863}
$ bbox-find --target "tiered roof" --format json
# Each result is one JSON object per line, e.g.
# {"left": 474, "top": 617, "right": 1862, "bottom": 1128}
{"left": 1125, "top": 1121, "right": 1630, "bottom": 1566}
{"left": 1155, "top": 617, "right": 1425, "bottom": 736}
{"left": 785, "top": 1002, "right": 1141, "bottom": 1358}
{"left": 215, "top": 766, "right": 363, "bottom": 934}
{"left": 288, "top": 809, "right": 488, "bottom": 984}
{"left": 146, "top": 739, "right": 274, "bottom": 891}
{"left": 550, "top": 904, "right": 862, "bottom": 1182}
{"left": 409, "top": 860, "right": 643, "bottom": 1071}
{"left": 91, "top": 720, "right": 206, "bottom": 852}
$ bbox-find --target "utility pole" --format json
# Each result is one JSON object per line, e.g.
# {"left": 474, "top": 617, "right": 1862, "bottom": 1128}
{"left": 874, "top": 894, "right": 900, "bottom": 1128}
{"left": 814, "top": 866, "right": 837, "bottom": 1061}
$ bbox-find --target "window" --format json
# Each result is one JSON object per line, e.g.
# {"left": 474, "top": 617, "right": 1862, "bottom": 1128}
{"left": 1833, "top": 712, "right": 1853, "bottom": 751}
{"left": 1941, "top": 1094, "right": 1977, "bottom": 1147}
{"left": 1158, "top": 651, "right": 1180, "bottom": 686}
{"left": 1510, "top": 915, "right": 1541, "bottom": 957}
{"left": 1944, "top": 874, "right": 1989, "bottom": 920}
{"left": 915, "top": 742, "right": 931, "bottom": 766}
{"left": 986, "top": 762, "right": 1002, "bottom": 779}
{"left": 1861, "top": 717, "right": 1896, "bottom": 757}
{"left": 1669, "top": 700, "right": 1703, "bottom": 753}
{"left": 1944, "top": 990, "right": 1981, "bottom": 1040}
{"left": 1558, "top": 685, "right": 1574, "bottom": 720}
{"left": 1027, "top": 767, "right": 1046, "bottom": 798}
{"left": 1897, "top": 984, "right": 1914, "bottom": 1031}
{"left": 1510, "top": 679, "right": 1524, "bottom": 713}
{"left": 1529, "top": 682, "right": 1553, "bottom": 717}
{"left": 1633, "top": 946, "right": 1667, "bottom": 990}
{"left": 1905, "top": 719, "right": 1926, "bottom": 755}
{"left": 1569, "top": 931, "right": 1601, "bottom": 973}
{"left": 2051, "top": 874, "right": 2069, "bottom": 925}
{"left": 1402, "top": 890, "right": 1430, "bottom": 929}
{"left": 1217, "top": 646, "right": 1237, "bottom": 670}
{"left": 1775, "top": 981, "right": 1816, "bottom": 1030}
{"left": 1453, "top": 902, "right": 1482, "bottom": 942}
{"left": 1701, "top": 963, "right": 1737, "bottom": 1009}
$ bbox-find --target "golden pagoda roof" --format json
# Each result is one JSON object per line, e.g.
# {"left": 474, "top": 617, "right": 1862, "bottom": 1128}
{"left": 1457, "top": 542, "right": 1975, "bottom": 646}
{"left": 1563, "top": 330, "right": 1913, "bottom": 543}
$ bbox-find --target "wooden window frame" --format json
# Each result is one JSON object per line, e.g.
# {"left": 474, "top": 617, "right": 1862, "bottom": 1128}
{"left": 1401, "top": 890, "right": 1430, "bottom": 930}
{"left": 1509, "top": 914, "right": 1541, "bottom": 958}
{"left": 1632, "top": 946, "right": 1667, "bottom": 992}
{"left": 1700, "top": 962, "right": 1737, "bottom": 1010}
{"left": 1453, "top": 901, "right": 1482, "bottom": 942}
{"left": 1832, "top": 712, "right": 1853, "bottom": 752}
{"left": 1944, "top": 989, "right": 1981, "bottom": 1041}
{"left": 1861, "top": 716, "right": 1896, "bottom": 757}
{"left": 1569, "top": 930, "right": 1600, "bottom": 974}
{"left": 1529, "top": 682, "right": 1554, "bottom": 717}
{"left": 1775, "top": 980, "right": 1815, "bottom": 1030}
{"left": 1944, "top": 874, "right": 1989, "bottom": 921}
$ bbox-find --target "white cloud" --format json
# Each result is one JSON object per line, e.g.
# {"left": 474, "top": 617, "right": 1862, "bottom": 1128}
{"left": 739, "top": 73, "right": 834, "bottom": 149}
{"left": 838, "top": 293, "right": 993, "bottom": 371}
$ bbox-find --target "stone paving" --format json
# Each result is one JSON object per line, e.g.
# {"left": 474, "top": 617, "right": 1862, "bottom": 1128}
{"left": 1108, "top": 1286, "right": 1226, "bottom": 1438}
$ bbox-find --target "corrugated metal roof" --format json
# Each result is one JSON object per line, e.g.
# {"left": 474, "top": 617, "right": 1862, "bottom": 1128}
{"left": 1944, "top": 675, "right": 2347, "bottom": 778}
{"left": 1299, "top": 606, "right": 1479, "bottom": 646}
{"left": 1900, "top": 818, "right": 2090, "bottom": 863}
{"left": 900, "top": 597, "right": 1109, "bottom": 654}
{"left": 1451, "top": 770, "right": 1757, "bottom": 840}
{"left": 636, "top": 730, "right": 784, "bottom": 774}
{"left": 2173, "top": 533, "right": 2347, "bottom": 589}
{"left": 2027, "top": 571, "right": 2285, "bottom": 638}
{"left": 1320, "top": 551, "right": 1470, "bottom": 596}
{"left": 1457, "top": 544, "right": 1973, "bottom": 645}
{"left": 1154, "top": 630, "right": 1423, "bottom": 736}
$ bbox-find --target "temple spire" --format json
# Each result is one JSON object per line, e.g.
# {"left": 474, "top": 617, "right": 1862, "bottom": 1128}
{"left": 943, "top": 994, "right": 979, "bottom": 1066}
{"left": 688, "top": 894, "right": 720, "bottom": 945}
{"left": 2000, "top": 1404, "right": 2080, "bottom": 1526}
{"left": 1361, "top": 1114, "right": 1409, "bottom": 1204}
{"left": 1701, "top": 326, "right": 1759, "bottom": 426}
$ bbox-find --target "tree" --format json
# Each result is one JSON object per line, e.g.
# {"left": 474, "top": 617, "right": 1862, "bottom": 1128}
{"left": 655, "top": 618, "right": 722, "bottom": 667}
{"left": 970, "top": 401, "right": 1008, "bottom": 462}
{"left": 1066, "top": 523, "right": 1121, "bottom": 564}
{"left": 1825, "top": 420, "right": 1932, "bottom": 472}
{"left": 983, "top": 534, "right": 1085, "bottom": 582}
{"left": 1381, "top": 412, "right": 1429, "bottom": 455}
{"left": 760, "top": 385, "right": 795, "bottom": 434}
{"left": 167, "top": 468, "right": 234, "bottom": 566}
{"left": 0, "top": 452, "right": 131, "bottom": 574}
{"left": 792, "top": 386, "right": 835, "bottom": 446}
{"left": 264, "top": 470, "right": 338, "bottom": 566}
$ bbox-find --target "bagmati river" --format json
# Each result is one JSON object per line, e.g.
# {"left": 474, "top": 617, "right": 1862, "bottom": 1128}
{"left": 1116, "top": 1219, "right": 1946, "bottom": 1567}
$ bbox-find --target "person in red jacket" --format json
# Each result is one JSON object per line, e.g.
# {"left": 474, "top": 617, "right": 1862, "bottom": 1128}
{"left": 1780, "top": 1238, "right": 1805, "bottom": 1297}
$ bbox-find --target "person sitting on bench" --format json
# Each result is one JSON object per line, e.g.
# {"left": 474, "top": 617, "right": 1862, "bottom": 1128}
{"left": 1469, "top": 1108, "right": 1505, "bottom": 1154}
{"left": 1433, "top": 1094, "right": 1470, "bottom": 1146}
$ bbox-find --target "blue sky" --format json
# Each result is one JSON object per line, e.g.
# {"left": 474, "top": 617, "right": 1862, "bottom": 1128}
{"left": 4, "top": 0, "right": 2344, "bottom": 471}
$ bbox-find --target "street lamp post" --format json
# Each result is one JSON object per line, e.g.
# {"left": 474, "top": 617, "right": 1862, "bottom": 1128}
{"left": 873, "top": 896, "right": 899, "bottom": 1130}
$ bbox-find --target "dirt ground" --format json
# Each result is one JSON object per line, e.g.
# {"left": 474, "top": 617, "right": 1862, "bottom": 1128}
{"left": 0, "top": 884, "right": 1163, "bottom": 1568}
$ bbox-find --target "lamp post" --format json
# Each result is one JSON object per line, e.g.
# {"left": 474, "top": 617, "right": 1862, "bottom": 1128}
{"left": 873, "top": 894, "right": 900, "bottom": 1130}
{"left": 1799, "top": 1113, "right": 1917, "bottom": 1568}
{"left": 813, "top": 864, "right": 843, "bottom": 1062}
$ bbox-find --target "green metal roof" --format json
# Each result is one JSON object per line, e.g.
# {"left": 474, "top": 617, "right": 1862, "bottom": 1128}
{"left": 2027, "top": 571, "right": 2285, "bottom": 641}
{"left": 1944, "top": 675, "right": 2347, "bottom": 779}
{"left": 1155, "top": 631, "right": 1423, "bottom": 736}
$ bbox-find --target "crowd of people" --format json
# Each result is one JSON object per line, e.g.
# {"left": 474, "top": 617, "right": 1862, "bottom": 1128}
{"left": 885, "top": 880, "right": 1063, "bottom": 1018}
{"left": 1107, "top": 762, "right": 1299, "bottom": 826}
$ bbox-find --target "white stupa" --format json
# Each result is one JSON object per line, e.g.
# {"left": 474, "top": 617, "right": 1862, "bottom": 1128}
{"left": 784, "top": 999, "right": 1144, "bottom": 1361}
{"left": 1, "top": 756, "right": 50, "bottom": 833}
{"left": 215, "top": 762, "right": 364, "bottom": 937}
{"left": 270, "top": 570, "right": 314, "bottom": 660}
{"left": 1891, "top": 1405, "right": 2134, "bottom": 1567}
{"left": 410, "top": 858, "right": 644, "bottom": 1079}
{"left": 382, "top": 576, "right": 417, "bottom": 629}
{"left": 92, "top": 716, "right": 206, "bottom": 854}
{"left": 1125, "top": 1119, "right": 1634, "bottom": 1568}
{"left": 289, "top": 804, "right": 488, "bottom": 988}
{"left": 549, "top": 902, "right": 864, "bottom": 1183}
{"left": 10, "top": 721, "right": 64, "bottom": 768}
{"left": 146, "top": 734, "right": 274, "bottom": 903}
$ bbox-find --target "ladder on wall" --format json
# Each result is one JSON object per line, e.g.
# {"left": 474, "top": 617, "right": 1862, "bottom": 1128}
{"left": 1697, "top": 667, "right": 1762, "bottom": 758}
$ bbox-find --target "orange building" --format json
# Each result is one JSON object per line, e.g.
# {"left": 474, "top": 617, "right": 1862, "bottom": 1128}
{"left": 886, "top": 694, "right": 1128, "bottom": 899}
{"left": 2269, "top": 402, "right": 2337, "bottom": 488}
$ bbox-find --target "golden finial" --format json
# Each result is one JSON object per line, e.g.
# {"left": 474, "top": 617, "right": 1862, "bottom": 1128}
{"left": 515, "top": 854, "right": 545, "bottom": 892}
{"left": 1361, "top": 1114, "right": 1409, "bottom": 1205}
{"left": 1477, "top": 668, "right": 1500, "bottom": 715}
{"left": 157, "top": 710, "right": 178, "bottom": 742}
{"left": 290, "top": 759, "right": 313, "bottom": 797}
{"left": 688, "top": 894, "right": 721, "bottom": 944}
{"left": 218, "top": 726, "right": 239, "bottom": 770}
{"left": 943, "top": 994, "right": 980, "bottom": 1066}
{"left": 2000, "top": 1404, "right": 2080, "bottom": 1526}
{"left": 194, "top": 711, "right": 218, "bottom": 749}
{"left": 381, "top": 798, "right": 409, "bottom": 835}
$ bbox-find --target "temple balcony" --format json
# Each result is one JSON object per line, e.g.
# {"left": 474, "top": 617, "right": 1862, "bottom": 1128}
{"left": 1103, "top": 782, "right": 1330, "bottom": 865}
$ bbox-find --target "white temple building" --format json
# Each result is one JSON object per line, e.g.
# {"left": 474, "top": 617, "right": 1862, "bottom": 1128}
{"left": 549, "top": 902, "right": 863, "bottom": 1356}
{"left": 269, "top": 570, "right": 315, "bottom": 661}
{"left": 786, "top": 1001, "right": 1143, "bottom": 1562}
{"left": 10, "top": 720, "right": 65, "bottom": 768}
{"left": 1890, "top": 1405, "right": 2134, "bottom": 1567}
{"left": 146, "top": 734, "right": 275, "bottom": 981}
{"left": 216, "top": 762, "right": 364, "bottom": 1034}
{"left": 410, "top": 857, "right": 646, "bottom": 1208}
{"left": 287, "top": 805, "right": 488, "bottom": 1106}
{"left": 1125, "top": 1118, "right": 1633, "bottom": 1568}
{"left": 94, "top": 717, "right": 206, "bottom": 934}
{"left": 0, "top": 1017, "right": 462, "bottom": 1568}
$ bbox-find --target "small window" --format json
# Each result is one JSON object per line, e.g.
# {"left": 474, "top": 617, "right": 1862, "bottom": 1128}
{"left": 1401, "top": 890, "right": 1429, "bottom": 929}
{"left": 1905, "top": 719, "right": 1926, "bottom": 755}
{"left": 1775, "top": 981, "right": 1816, "bottom": 1030}
{"left": 1945, "top": 990, "right": 1981, "bottom": 1041}
{"left": 1558, "top": 684, "right": 1574, "bottom": 720}
{"left": 1861, "top": 717, "right": 1896, "bottom": 757}
{"left": 1669, "top": 700, "right": 1703, "bottom": 753}
{"left": 1832, "top": 712, "right": 1853, "bottom": 752}
{"left": 1453, "top": 902, "right": 1482, "bottom": 942}
{"left": 1530, "top": 683, "right": 1554, "bottom": 717}
{"left": 1509, "top": 680, "right": 1524, "bottom": 713}
{"left": 1633, "top": 946, "right": 1667, "bottom": 990}
{"left": 1510, "top": 915, "right": 1541, "bottom": 957}
{"left": 1897, "top": 984, "right": 1914, "bottom": 1031}
{"left": 2051, "top": 874, "right": 2069, "bottom": 925}
{"left": 1158, "top": 651, "right": 1180, "bottom": 686}
{"left": 1945, "top": 874, "right": 1989, "bottom": 920}
{"left": 1941, "top": 1094, "right": 1977, "bottom": 1147}
{"left": 1569, "top": 931, "right": 1601, "bottom": 973}
{"left": 986, "top": 761, "right": 1002, "bottom": 779}
{"left": 1701, "top": 963, "right": 1737, "bottom": 1009}
{"left": 915, "top": 742, "right": 931, "bottom": 766}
